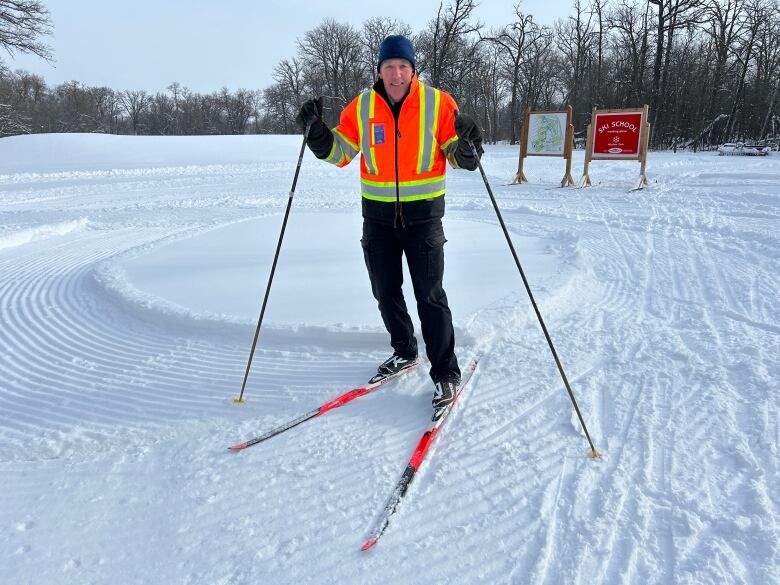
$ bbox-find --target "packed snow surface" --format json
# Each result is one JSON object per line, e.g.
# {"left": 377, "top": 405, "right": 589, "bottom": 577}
{"left": 1, "top": 134, "right": 778, "bottom": 585}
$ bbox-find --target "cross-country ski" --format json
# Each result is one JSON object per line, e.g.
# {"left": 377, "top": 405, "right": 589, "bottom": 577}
{"left": 228, "top": 362, "right": 418, "bottom": 451}
{"left": 362, "top": 357, "right": 480, "bottom": 551}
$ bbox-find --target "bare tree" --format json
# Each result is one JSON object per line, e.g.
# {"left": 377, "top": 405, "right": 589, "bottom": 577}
{"left": 261, "top": 83, "right": 295, "bottom": 133}
{"left": 120, "top": 90, "right": 150, "bottom": 135}
{"left": 198, "top": 93, "right": 223, "bottom": 134}
{"left": 590, "top": 0, "right": 608, "bottom": 104}
{"left": 484, "top": 5, "right": 546, "bottom": 143}
{"left": 555, "top": 0, "right": 595, "bottom": 113}
{"left": 725, "top": 0, "right": 771, "bottom": 136}
{"left": 606, "top": 0, "right": 652, "bottom": 105}
{"left": 90, "top": 86, "right": 120, "bottom": 133}
{"left": 657, "top": 25, "right": 705, "bottom": 144}
{"left": 0, "top": 0, "right": 53, "bottom": 60}
{"left": 647, "top": 0, "right": 706, "bottom": 139}
{"left": 0, "top": 102, "right": 28, "bottom": 135}
{"left": 416, "top": 0, "right": 481, "bottom": 89}
{"left": 147, "top": 91, "right": 174, "bottom": 135}
{"left": 701, "top": 0, "right": 745, "bottom": 118}
{"left": 175, "top": 86, "right": 202, "bottom": 135}
{"left": 467, "top": 42, "right": 505, "bottom": 143}
{"left": 360, "top": 17, "right": 413, "bottom": 75}
{"left": 520, "top": 26, "right": 557, "bottom": 110}
{"left": 166, "top": 82, "right": 184, "bottom": 135}
{"left": 265, "top": 58, "right": 309, "bottom": 128}
{"left": 297, "top": 18, "right": 368, "bottom": 124}
{"left": 757, "top": 2, "right": 780, "bottom": 137}
{"left": 55, "top": 80, "right": 98, "bottom": 131}
{"left": 220, "top": 87, "right": 255, "bottom": 134}
{"left": 273, "top": 58, "right": 306, "bottom": 104}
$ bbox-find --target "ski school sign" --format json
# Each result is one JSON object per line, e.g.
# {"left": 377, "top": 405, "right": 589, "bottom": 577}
{"left": 582, "top": 105, "right": 651, "bottom": 189}
{"left": 593, "top": 112, "right": 643, "bottom": 157}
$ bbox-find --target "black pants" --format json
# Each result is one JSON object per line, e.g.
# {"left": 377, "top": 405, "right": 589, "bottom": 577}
{"left": 361, "top": 218, "right": 460, "bottom": 382}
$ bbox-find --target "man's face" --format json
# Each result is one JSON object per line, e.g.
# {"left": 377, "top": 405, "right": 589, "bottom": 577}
{"left": 379, "top": 58, "right": 414, "bottom": 99}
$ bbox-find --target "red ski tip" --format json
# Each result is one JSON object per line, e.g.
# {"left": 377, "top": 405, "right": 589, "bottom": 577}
{"left": 228, "top": 442, "right": 248, "bottom": 451}
{"left": 361, "top": 538, "right": 378, "bottom": 551}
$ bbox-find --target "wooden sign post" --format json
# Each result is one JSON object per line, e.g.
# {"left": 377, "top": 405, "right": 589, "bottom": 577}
{"left": 512, "top": 106, "right": 575, "bottom": 187}
{"left": 582, "top": 105, "right": 650, "bottom": 189}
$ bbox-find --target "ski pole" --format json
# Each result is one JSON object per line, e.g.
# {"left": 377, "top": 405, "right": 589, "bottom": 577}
{"left": 467, "top": 139, "right": 601, "bottom": 459}
{"left": 233, "top": 122, "right": 311, "bottom": 403}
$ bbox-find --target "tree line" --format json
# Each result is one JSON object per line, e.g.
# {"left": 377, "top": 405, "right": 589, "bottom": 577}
{"left": 1, "top": 0, "right": 779, "bottom": 148}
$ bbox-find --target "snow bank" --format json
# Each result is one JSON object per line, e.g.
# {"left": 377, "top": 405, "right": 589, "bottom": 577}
{"left": 0, "top": 218, "right": 89, "bottom": 251}
{"left": 0, "top": 133, "right": 302, "bottom": 175}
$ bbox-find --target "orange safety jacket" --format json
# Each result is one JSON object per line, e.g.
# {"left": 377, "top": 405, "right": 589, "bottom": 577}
{"left": 323, "top": 76, "right": 461, "bottom": 226}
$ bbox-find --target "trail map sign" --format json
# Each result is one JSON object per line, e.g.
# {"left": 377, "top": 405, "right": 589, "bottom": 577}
{"left": 512, "top": 106, "right": 575, "bottom": 187}
{"left": 582, "top": 105, "right": 650, "bottom": 189}
{"left": 528, "top": 112, "right": 568, "bottom": 155}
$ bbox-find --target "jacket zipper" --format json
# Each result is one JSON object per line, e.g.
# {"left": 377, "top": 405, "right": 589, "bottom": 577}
{"left": 394, "top": 120, "right": 404, "bottom": 228}
{"left": 377, "top": 87, "right": 407, "bottom": 229}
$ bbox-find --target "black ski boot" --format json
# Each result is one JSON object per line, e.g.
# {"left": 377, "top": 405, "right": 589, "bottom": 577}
{"left": 369, "top": 354, "right": 418, "bottom": 383}
{"left": 432, "top": 375, "right": 461, "bottom": 420}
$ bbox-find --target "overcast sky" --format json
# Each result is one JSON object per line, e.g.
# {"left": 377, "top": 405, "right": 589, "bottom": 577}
{"left": 6, "top": 0, "right": 574, "bottom": 94}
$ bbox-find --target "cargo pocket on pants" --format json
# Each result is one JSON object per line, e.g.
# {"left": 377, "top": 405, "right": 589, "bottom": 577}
{"left": 424, "top": 233, "right": 447, "bottom": 280}
{"left": 360, "top": 237, "right": 374, "bottom": 280}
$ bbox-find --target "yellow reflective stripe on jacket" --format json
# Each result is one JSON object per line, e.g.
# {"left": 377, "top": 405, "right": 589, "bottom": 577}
{"left": 416, "top": 85, "right": 441, "bottom": 174}
{"left": 325, "top": 128, "right": 360, "bottom": 166}
{"left": 441, "top": 135, "right": 459, "bottom": 168}
{"left": 361, "top": 175, "right": 446, "bottom": 201}
{"left": 357, "top": 91, "right": 378, "bottom": 175}
{"left": 441, "top": 135, "right": 458, "bottom": 154}
{"left": 362, "top": 190, "right": 446, "bottom": 202}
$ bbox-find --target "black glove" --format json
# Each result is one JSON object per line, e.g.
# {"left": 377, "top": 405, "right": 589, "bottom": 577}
{"left": 296, "top": 97, "right": 323, "bottom": 131}
{"left": 455, "top": 113, "right": 482, "bottom": 145}
{"left": 297, "top": 97, "right": 333, "bottom": 158}
{"left": 454, "top": 113, "right": 483, "bottom": 170}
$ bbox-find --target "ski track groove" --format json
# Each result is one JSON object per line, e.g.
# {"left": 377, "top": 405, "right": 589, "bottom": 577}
{"left": 0, "top": 226, "right": 388, "bottom": 459}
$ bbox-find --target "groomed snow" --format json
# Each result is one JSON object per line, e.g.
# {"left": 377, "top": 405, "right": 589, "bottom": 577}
{"left": 0, "top": 133, "right": 778, "bottom": 585}
{"left": 106, "top": 212, "right": 554, "bottom": 326}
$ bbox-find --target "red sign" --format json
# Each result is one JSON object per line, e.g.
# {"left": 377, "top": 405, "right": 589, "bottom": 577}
{"left": 592, "top": 111, "right": 644, "bottom": 158}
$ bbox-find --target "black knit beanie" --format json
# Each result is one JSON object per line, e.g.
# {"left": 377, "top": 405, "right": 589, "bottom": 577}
{"left": 377, "top": 35, "right": 416, "bottom": 72}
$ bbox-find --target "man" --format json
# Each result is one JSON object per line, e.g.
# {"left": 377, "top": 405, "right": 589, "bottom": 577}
{"left": 296, "top": 35, "right": 483, "bottom": 419}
